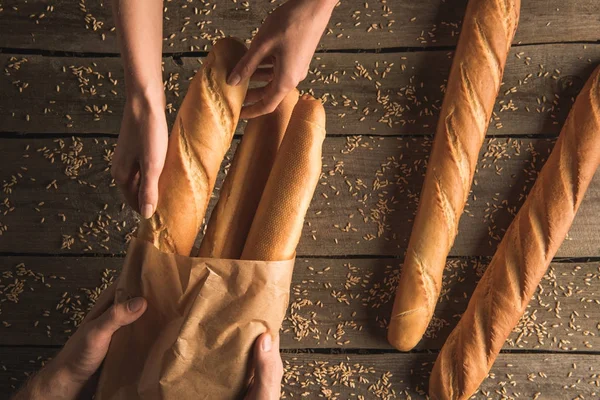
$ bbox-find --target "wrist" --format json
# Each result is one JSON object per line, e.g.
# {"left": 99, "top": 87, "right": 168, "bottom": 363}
{"left": 126, "top": 80, "right": 166, "bottom": 110}
{"left": 303, "top": 0, "right": 338, "bottom": 21}
{"left": 294, "top": 0, "right": 337, "bottom": 13}
{"left": 313, "top": 0, "right": 338, "bottom": 13}
{"left": 325, "top": 0, "right": 339, "bottom": 10}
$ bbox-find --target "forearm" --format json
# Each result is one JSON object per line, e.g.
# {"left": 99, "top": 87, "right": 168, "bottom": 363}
{"left": 11, "top": 361, "right": 80, "bottom": 400}
{"left": 112, "top": 0, "right": 164, "bottom": 100}
{"left": 320, "top": 0, "right": 339, "bottom": 13}
{"left": 297, "top": 0, "right": 338, "bottom": 18}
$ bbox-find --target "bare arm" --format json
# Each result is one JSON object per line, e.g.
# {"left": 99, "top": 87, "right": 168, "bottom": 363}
{"left": 11, "top": 284, "right": 147, "bottom": 400}
{"left": 11, "top": 366, "right": 75, "bottom": 400}
{"left": 112, "top": 0, "right": 164, "bottom": 97}
{"left": 11, "top": 293, "right": 279, "bottom": 399}
{"left": 110, "top": 0, "right": 169, "bottom": 219}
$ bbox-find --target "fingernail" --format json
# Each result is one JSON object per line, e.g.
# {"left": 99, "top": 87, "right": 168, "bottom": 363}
{"left": 127, "top": 297, "right": 144, "bottom": 313}
{"left": 141, "top": 203, "right": 154, "bottom": 219}
{"left": 261, "top": 334, "right": 272, "bottom": 352}
{"left": 228, "top": 73, "right": 241, "bottom": 86}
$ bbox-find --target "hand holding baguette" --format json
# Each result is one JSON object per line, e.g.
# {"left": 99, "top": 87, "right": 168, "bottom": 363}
{"left": 137, "top": 38, "right": 249, "bottom": 256}
{"left": 97, "top": 32, "right": 326, "bottom": 399}
{"left": 388, "top": 0, "right": 521, "bottom": 351}
{"left": 430, "top": 65, "right": 600, "bottom": 400}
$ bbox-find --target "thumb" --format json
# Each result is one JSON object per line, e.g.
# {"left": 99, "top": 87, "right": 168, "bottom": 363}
{"left": 94, "top": 297, "right": 147, "bottom": 338}
{"left": 246, "top": 333, "right": 283, "bottom": 400}
{"left": 138, "top": 163, "right": 161, "bottom": 219}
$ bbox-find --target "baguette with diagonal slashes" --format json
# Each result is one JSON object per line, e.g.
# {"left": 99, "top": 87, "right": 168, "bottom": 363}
{"left": 137, "top": 38, "right": 249, "bottom": 256}
{"left": 388, "top": 0, "right": 521, "bottom": 351}
{"left": 429, "top": 65, "right": 600, "bottom": 400}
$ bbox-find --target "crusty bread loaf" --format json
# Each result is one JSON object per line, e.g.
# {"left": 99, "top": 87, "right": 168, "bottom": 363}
{"left": 197, "top": 90, "right": 299, "bottom": 259}
{"left": 241, "top": 94, "right": 326, "bottom": 261}
{"left": 429, "top": 65, "right": 600, "bottom": 400}
{"left": 136, "top": 38, "right": 249, "bottom": 256}
{"left": 388, "top": 0, "right": 521, "bottom": 351}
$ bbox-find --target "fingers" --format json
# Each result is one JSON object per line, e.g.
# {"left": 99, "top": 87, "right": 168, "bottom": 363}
{"left": 138, "top": 159, "right": 163, "bottom": 219}
{"left": 242, "top": 54, "right": 300, "bottom": 119}
{"left": 250, "top": 67, "right": 274, "bottom": 82}
{"left": 112, "top": 161, "right": 141, "bottom": 213}
{"left": 137, "top": 115, "right": 168, "bottom": 219}
{"left": 244, "top": 86, "right": 269, "bottom": 105}
{"left": 82, "top": 283, "right": 117, "bottom": 324}
{"left": 110, "top": 155, "right": 135, "bottom": 188}
{"left": 112, "top": 106, "right": 168, "bottom": 218}
{"left": 258, "top": 55, "right": 275, "bottom": 67}
{"left": 93, "top": 297, "right": 147, "bottom": 339}
{"left": 228, "top": 40, "right": 271, "bottom": 86}
{"left": 241, "top": 81, "right": 289, "bottom": 119}
{"left": 119, "top": 170, "right": 141, "bottom": 214}
{"left": 246, "top": 333, "right": 283, "bottom": 400}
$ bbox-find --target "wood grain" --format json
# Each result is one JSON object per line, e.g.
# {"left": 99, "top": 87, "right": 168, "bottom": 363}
{"left": 0, "top": 347, "right": 598, "bottom": 399}
{"left": 1, "top": 44, "right": 599, "bottom": 135}
{"left": 0, "top": 136, "right": 598, "bottom": 257}
{"left": 1, "top": 256, "right": 598, "bottom": 352}
{"left": 2, "top": 1, "right": 599, "bottom": 397}
{"left": 0, "top": 0, "right": 598, "bottom": 52}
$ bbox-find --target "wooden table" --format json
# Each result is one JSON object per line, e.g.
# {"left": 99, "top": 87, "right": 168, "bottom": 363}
{"left": 1, "top": 1, "right": 599, "bottom": 398}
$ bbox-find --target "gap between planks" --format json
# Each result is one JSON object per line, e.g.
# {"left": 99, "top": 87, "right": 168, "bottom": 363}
{"left": 0, "top": 39, "right": 598, "bottom": 59}
{"left": 2, "top": 43, "right": 599, "bottom": 135}
{"left": 1, "top": 256, "right": 598, "bottom": 351}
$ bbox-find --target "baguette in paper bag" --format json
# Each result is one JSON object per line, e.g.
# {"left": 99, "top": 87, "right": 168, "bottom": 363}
{"left": 95, "top": 238, "right": 295, "bottom": 399}
{"left": 96, "top": 38, "right": 326, "bottom": 398}
{"left": 198, "top": 89, "right": 300, "bottom": 259}
{"left": 242, "top": 94, "right": 326, "bottom": 261}
{"left": 137, "top": 38, "right": 248, "bottom": 256}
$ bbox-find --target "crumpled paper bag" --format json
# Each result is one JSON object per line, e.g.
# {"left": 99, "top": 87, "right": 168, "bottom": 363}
{"left": 95, "top": 237, "right": 294, "bottom": 400}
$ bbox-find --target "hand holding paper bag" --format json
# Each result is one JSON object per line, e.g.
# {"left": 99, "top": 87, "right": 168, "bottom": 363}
{"left": 95, "top": 37, "right": 326, "bottom": 400}
{"left": 10, "top": 289, "right": 282, "bottom": 400}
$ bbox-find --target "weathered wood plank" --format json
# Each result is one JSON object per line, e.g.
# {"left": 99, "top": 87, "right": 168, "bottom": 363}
{"left": 1, "top": 256, "right": 598, "bottom": 352}
{"left": 0, "top": 0, "right": 598, "bottom": 52}
{"left": 1, "top": 348, "right": 598, "bottom": 399}
{"left": 1, "top": 136, "right": 599, "bottom": 257}
{"left": 283, "top": 353, "right": 600, "bottom": 399}
{"left": 1, "top": 44, "right": 599, "bottom": 135}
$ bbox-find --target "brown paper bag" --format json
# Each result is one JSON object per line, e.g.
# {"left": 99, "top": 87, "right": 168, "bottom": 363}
{"left": 95, "top": 237, "right": 294, "bottom": 400}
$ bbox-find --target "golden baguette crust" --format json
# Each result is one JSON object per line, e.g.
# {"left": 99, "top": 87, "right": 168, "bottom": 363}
{"left": 241, "top": 95, "right": 326, "bottom": 261}
{"left": 197, "top": 89, "right": 299, "bottom": 259}
{"left": 388, "top": 0, "right": 521, "bottom": 351}
{"left": 137, "top": 38, "right": 248, "bottom": 255}
{"left": 430, "top": 65, "right": 600, "bottom": 400}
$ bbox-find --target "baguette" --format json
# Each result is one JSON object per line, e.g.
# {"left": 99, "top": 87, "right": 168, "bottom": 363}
{"left": 241, "top": 94, "right": 326, "bottom": 261}
{"left": 430, "top": 65, "right": 600, "bottom": 400}
{"left": 388, "top": 0, "right": 521, "bottom": 351}
{"left": 136, "top": 38, "right": 249, "bottom": 256}
{"left": 197, "top": 89, "right": 299, "bottom": 259}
